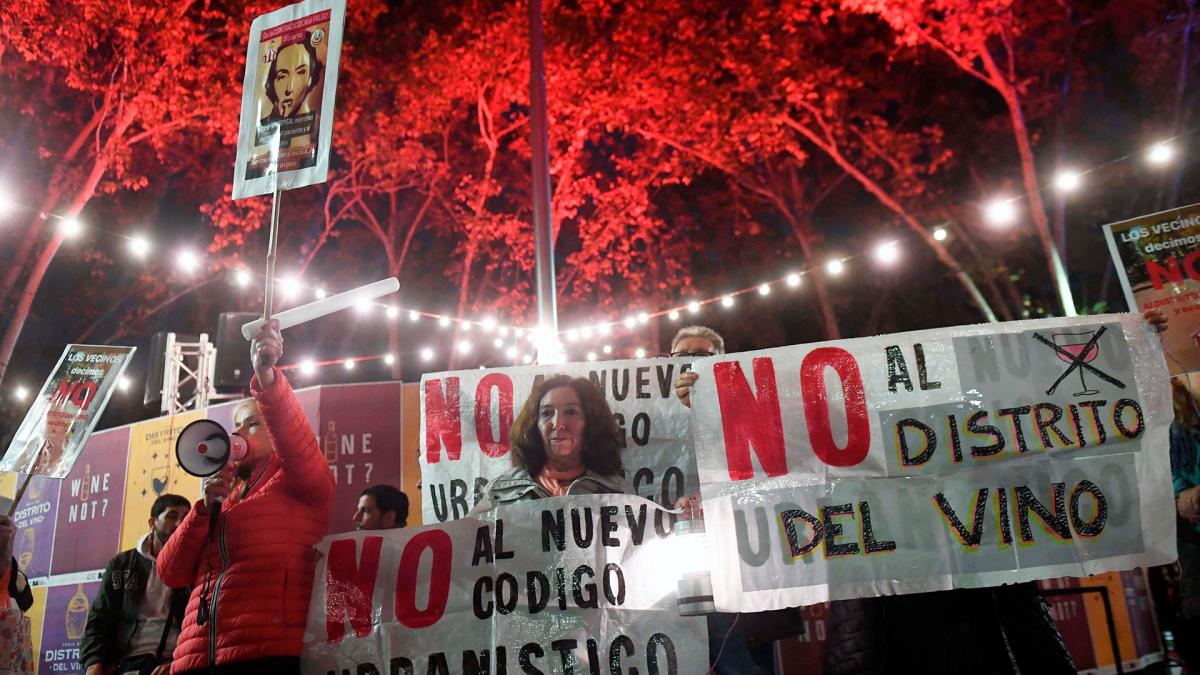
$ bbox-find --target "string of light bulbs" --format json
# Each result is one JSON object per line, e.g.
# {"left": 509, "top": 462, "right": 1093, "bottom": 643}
{"left": 1, "top": 129, "right": 1191, "bottom": 398}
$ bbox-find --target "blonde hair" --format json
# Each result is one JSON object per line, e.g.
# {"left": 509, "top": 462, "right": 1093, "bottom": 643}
{"left": 670, "top": 325, "right": 726, "bottom": 354}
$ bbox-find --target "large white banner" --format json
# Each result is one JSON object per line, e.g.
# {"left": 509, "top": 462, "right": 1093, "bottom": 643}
{"left": 419, "top": 360, "right": 698, "bottom": 523}
{"left": 302, "top": 494, "right": 708, "bottom": 674}
{"left": 689, "top": 315, "right": 1175, "bottom": 611}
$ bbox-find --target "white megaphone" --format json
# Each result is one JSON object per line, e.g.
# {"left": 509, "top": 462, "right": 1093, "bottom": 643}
{"left": 175, "top": 420, "right": 248, "bottom": 478}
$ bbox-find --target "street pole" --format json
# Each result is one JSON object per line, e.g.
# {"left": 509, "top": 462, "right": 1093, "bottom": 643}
{"left": 529, "top": 0, "right": 560, "bottom": 363}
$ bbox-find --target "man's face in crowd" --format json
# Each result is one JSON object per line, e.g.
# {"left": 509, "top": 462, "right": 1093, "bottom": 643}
{"left": 671, "top": 336, "right": 718, "bottom": 358}
{"left": 150, "top": 505, "right": 189, "bottom": 545}
{"left": 272, "top": 43, "right": 313, "bottom": 118}
{"left": 354, "top": 494, "right": 395, "bottom": 530}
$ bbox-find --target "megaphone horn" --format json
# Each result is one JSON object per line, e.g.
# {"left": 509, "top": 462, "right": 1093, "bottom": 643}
{"left": 176, "top": 420, "right": 248, "bottom": 478}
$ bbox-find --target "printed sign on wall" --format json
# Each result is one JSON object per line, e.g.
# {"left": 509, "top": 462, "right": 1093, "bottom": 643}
{"left": 50, "top": 427, "right": 129, "bottom": 576}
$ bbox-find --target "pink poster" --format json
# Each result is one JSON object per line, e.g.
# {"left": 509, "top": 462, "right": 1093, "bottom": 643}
{"left": 318, "top": 382, "right": 404, "bottom": 533}
{"left": 51, "top": 426, "right": 130, "bottom": 575}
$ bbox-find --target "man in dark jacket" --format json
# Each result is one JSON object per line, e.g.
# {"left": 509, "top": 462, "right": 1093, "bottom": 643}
{"left": 81, "top": 494, "right": 191, "bottom": 675}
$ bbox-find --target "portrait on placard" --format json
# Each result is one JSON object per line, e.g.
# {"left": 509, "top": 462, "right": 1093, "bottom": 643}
{"left": 232, "top": 0, "right": 346, "bottom": 199}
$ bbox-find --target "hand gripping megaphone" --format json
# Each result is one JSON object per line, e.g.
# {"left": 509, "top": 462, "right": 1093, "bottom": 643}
{"left": 175, "top": 420, "right": 248, "bottom": 478}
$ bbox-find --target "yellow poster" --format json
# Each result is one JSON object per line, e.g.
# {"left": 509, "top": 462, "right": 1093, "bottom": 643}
{"left": 0, "top": 473, "right": 16, "bottom": 500}
{"left": 25, "top": 586, "right": 47, "bottom": 671}
{"left": 119, "top": 411, "right": 205, "bottom": 551}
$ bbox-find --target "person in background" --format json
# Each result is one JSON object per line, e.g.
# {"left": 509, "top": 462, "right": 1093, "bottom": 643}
{"left": 473, "top": 374, "right": 629, "bottom": 512}
{"left": 157, "top": 320, "right": 334, "bottom": 675}
{"left": 81, "top": 494, "right": 191, "bottom": 675}
{"left": 1170, "top": 377, "right": 1200, "bottom": 671}
{"left": 670, "top": 325, "right": 725, "bottom": 408}
{"left": 354, "top": 484, "right": 409, "bottom": 530}
{"left": 0, "top": 513, "right": 31, "bottom": 612}
{"left": 670, "top": 325, "right": 803, "bottom": 675}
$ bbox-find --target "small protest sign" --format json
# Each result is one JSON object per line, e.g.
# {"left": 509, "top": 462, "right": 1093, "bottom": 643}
{"left": 1103, "top": 202, "right": 1200, "bottom": 373}
{"left": 232, "top": 0, "right": 347, "bottom": 199}
{"left": 0, "top": 345, "right": 134, "bottom": 479}
{"left": 688, "top": 315, "right": 1174, "bottom": 610}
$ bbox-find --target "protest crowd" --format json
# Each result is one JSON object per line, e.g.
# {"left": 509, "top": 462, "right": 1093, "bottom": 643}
{"left": 6, "top": 1, "right": 1200, "bottom": 674}
{"left": 3, "top": 309, "right": 1174, "bottom": 675}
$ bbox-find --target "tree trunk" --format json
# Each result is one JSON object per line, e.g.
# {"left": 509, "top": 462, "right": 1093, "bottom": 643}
{"left": 0, "top": 107, "right": 135, "bottom": 388}
{"left": 0, "top": 102, "right": 111, "bottom": 308}
{"left": 791, "top": 222, "right": 840, "bottom": 340}
{"left": 447, "top": 243, "right": 478, "bottom": 370}
{"left": 977, "top": 46, "right": 1076, "bottom": 316}
{"left": 779, "top": 116, "right": 999, "bottom": 323}
{"left": 0, "top": 231, "right": 66, "bottom": 386}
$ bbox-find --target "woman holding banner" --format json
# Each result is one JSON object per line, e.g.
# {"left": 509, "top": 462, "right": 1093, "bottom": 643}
{"left": 157, "top": 320, "right": 334, "bottom": 675}
{"left": 473, "top": 375, "right": 630, "bottom": 511}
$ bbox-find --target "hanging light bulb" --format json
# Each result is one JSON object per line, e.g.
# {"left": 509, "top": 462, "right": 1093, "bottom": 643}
{"left": 983, "top": 198, "right": 1018, "bottom": 226}
{"left": 127, "top": 234, "right": 152, "bottom": 259}
{"left": 1147, "top": 142, "right": 1175, "bottom": 165}
{"left": 873, "top": 241, "right": 901, "bottom": 266}
{"left": 1054, "top": 170, "right": 1082, "bottom": 192}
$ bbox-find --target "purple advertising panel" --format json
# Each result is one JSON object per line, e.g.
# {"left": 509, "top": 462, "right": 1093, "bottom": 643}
{"left": 318, "top": 382, "right": 403, "bottom": 534}
{"left": 51, "top": 426, "right": 130, "bottom": 576}
{"left": 39, "top": 581, "right": 100, "bottom": 673}
{"left": 11, "top": 474, "right": 60, "bottom": 580}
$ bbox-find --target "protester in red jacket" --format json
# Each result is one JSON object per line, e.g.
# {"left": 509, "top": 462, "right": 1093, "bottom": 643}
{"left": 157, "top": 319, "right": 333, "bottom": 674}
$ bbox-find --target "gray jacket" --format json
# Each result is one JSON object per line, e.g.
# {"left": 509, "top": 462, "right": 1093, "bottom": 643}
{"left": 471, "top": 466, "right": 632, "bottom": 514}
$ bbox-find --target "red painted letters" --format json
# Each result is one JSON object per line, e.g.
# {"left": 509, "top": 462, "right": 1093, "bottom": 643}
{"left": 714, "top": 358, "right": 788, "bottom": 480}
{"left": 801, "top": 347, "right": 870, "bottom": 467}
{"left": 394, "top": 529, "right": 453, "bottom": 629}
{"left": 424, "top": 377, "right": 462, "bottom": 463}
{"left": 474, "top": 373, "right": 514, "bottom": 458}
{"left": 324, "top": 536, "right": 383, "bottom": 642}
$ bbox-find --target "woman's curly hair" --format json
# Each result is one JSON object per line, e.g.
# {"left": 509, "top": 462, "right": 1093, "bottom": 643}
{"left": 510, "top": 374, "right": 623, "bottom": 478}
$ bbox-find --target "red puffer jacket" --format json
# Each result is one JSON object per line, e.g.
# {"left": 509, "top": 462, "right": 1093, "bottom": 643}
{"left": 157, "top": 370, "right": 333, "bottom": 673}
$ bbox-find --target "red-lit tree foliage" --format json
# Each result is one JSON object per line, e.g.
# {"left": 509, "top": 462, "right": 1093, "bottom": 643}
{"left": 0, "top": 0, "right": 261, "bottom": 387}
{"left": 0, "top": 0, "right": 1196, "bottom": 421}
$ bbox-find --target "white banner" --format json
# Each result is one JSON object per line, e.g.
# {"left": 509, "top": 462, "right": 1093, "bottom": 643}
{"left": 419, "top": 360, "right": 698, "bottom": 523}
{"left": 689, "top": 315, "right": 1175, "bottom": 611}
{"left": 1, "top": 344, "right": 135, "bottom": 478}
{"left": 302, "top": 494, "right": 708, "bottom": 674}
{"left": 232, "top": 0, "right": 347, "bottom": 199}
